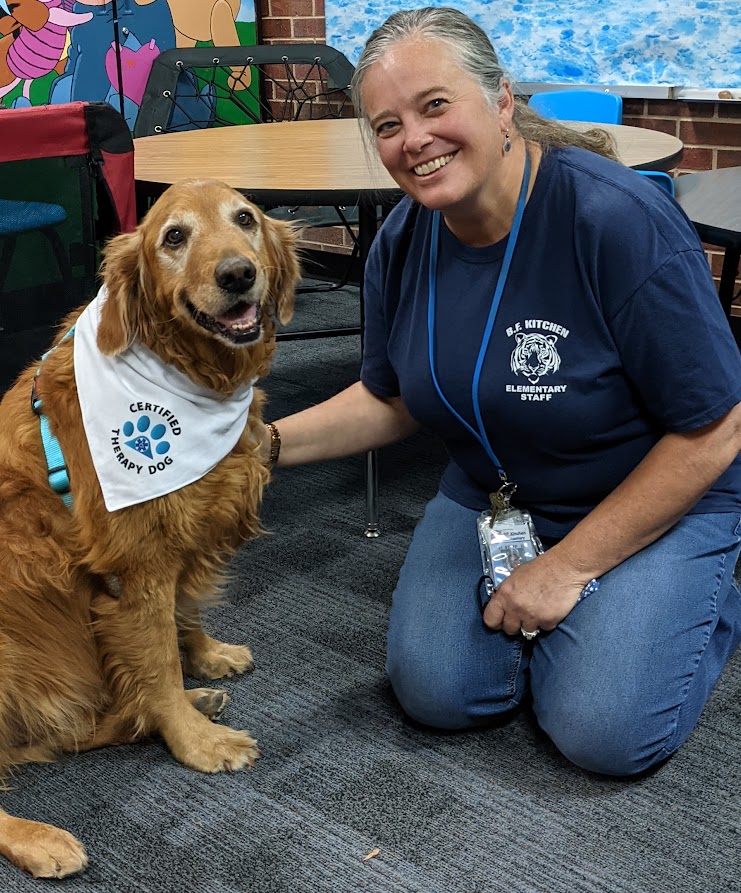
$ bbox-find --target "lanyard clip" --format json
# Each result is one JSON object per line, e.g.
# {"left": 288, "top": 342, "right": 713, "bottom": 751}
{"left": 489, "top": 479, "right": 517, "bottom": 517}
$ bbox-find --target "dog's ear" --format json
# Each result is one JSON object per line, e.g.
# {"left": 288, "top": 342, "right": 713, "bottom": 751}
{"left": 264, "top": 216, "right": 301, "bottom": 326}
{"left": 96, "top": 229, "right": 144, "bottom": 355}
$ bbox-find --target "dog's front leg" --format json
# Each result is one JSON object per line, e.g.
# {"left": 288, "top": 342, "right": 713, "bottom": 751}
{"left": 0, "top": 810, "right": 88, "bottom": 879}
{"left": 92, "top": 587, "right": 260, "bottom": 773}
{"left": 178, "top": 601, "right": 255, "bottom": 680}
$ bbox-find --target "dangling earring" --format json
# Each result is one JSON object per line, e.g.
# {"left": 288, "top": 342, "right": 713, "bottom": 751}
{"left": 503, "top": 129, "right": 512, "bottom": 154}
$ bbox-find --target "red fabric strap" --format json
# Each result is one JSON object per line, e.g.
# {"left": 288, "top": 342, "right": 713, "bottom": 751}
{"left": 0, "top": 102, "right": 90, "bottom": 163}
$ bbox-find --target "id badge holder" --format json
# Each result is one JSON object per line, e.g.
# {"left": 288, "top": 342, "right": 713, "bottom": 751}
{"left": 477, "top": 483, "right": 543, "bottom": 599}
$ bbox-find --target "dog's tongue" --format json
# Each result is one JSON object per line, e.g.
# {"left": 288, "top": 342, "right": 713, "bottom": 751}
{"left": 216, "top": 302, "right": 258, "bottom": 328}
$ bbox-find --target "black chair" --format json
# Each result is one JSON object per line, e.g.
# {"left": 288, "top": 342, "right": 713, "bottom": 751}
{"left": 133, "top": 45, "right": 365, "bottom": 307}
{"left": 133, "top": 44, "right": 356, "bottom": 136}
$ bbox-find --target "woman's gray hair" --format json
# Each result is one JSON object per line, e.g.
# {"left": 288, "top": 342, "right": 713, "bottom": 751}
{"left": 350, "top": 6, "right": 617, "bottom": 161}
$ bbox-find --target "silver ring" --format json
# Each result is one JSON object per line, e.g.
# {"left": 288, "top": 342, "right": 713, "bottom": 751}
{"left": 521, "top": 627, "right": 541, "bottom": 640}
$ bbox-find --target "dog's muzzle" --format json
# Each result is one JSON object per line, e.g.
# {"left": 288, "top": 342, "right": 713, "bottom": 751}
{"left": 185, "top": 257, "right": 263, "bottom": 345}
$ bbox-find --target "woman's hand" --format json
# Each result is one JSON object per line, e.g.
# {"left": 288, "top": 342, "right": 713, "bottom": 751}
{"left": 482, "top": 548, "right": 590, "bottom": 636}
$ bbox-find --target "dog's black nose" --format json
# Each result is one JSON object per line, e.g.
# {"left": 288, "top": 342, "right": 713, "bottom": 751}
{"left": 215, "top": 258, "right": 256, "bottom": 293}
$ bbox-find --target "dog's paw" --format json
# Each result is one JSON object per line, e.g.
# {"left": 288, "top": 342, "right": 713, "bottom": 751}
{"left": 175, "top": 724, "right": 262, "bottom": 773}
{"left": 0, "top": 817, "right": 88, "bottom": 878}
{"left": 182, "top": 642, "right": 255, "bottom": 680}
{"left": 187, "top": 687, "right": 229, "bottom": 721}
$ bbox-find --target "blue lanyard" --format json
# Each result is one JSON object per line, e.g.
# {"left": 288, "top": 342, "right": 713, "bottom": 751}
{"left": 427, "top": 151, "right": 531, "bottom": 480}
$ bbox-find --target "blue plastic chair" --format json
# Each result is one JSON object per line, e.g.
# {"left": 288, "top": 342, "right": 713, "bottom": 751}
{"left": 528, "top": 90, "right": 623, "bottom": 124}
{"left": 0, "top": 199, "right": 72, "bottom": 297}
{"left": 636, "top": 170, "right": 675, "bottom": 196}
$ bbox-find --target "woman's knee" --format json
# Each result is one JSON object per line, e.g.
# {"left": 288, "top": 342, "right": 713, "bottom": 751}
{"left": 386, "top": 650, "right": 474, "bottom": 729}
{"left": 534, "top": 694, "right": 675, "bottom": 776}
{"left": 386, "top": 636, "right": 522, "bottom": 730}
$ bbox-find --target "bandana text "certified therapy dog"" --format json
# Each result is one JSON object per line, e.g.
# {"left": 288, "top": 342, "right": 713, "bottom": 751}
{"left": 74, "top": 288, "right": 255, "bottom": 512}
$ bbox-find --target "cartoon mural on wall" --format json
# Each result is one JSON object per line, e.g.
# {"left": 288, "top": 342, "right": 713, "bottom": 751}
{"left": 0, "top": 0, "right": 92, "bottom": 105}
{"left": 0, "top": 0, "right": 256, "bottom": 126}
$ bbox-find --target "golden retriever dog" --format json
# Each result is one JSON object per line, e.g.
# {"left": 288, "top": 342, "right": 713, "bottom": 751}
{"left": 0, "top": 179, "right": 299, "bottom": 878}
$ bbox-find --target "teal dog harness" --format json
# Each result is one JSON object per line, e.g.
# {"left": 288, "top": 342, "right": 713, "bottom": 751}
{"left": 31, "top": 326, "right": 75, "bottom": 510}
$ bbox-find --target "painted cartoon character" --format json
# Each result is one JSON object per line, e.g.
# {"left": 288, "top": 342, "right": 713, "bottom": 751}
{"left": 166, "top": 0, "right": 250, "bottom": 90}
{"left": 168, "top": 0, "right": 240, "bottom": 46}
{"left": 48, "top": 0, "right": 175, "bottom": 126}
{"left": 0, "top": 0, "right": 92, "bottom": 105}
{"left": 104, "top": 34, "right": 160, "bottom": 106}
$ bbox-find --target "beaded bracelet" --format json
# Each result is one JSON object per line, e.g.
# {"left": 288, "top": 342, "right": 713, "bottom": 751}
{"left": 265, "top": 422, "right": 281, "bottom": 468}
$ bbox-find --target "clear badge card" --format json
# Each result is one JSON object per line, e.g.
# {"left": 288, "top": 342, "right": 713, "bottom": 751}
{"left": 477, "top": 507, "right": 601, "bottom": 606}
{"left": 477, "top": 507, "right": 544, "bottom": 597}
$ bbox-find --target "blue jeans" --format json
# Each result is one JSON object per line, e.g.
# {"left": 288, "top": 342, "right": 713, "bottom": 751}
{"left": 386, "top": 491, "right": 741, "bottom": 776}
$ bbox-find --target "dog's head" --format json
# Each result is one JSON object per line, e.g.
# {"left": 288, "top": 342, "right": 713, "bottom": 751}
{"left": 97, "top": 179, "right": 300, "bottom": 389}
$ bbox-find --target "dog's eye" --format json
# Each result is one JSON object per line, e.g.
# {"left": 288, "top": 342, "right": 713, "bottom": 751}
{"left": 164, "top": 228, "right": 185, "bottom": 247}
{"left": 237, "top": 210, "right": 254, "bottom": 228}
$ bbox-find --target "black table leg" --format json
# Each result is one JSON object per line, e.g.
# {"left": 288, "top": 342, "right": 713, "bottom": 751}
{"left": 718, "top": 245, "right": 741, "bottom": 319}
{"left": 358, "top": 204, "right": 380, "bottom": 538}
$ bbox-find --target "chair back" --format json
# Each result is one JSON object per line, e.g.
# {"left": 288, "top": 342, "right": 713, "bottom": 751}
{"left": 0, "top": 102, "right": 135, "bottom": 392}
{"left": 636, "top": 170, "right": 675, "bottom": 196}
{"left": 133, "top": 44, "right": 356, "bottom": 137}
{"left": 528, "top": 90, "right": 623, "bottom": 124}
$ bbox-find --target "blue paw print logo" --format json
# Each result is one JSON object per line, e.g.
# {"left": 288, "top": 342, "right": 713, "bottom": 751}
{"left": 122, "top": 416, "right": 171, "bottom": 460}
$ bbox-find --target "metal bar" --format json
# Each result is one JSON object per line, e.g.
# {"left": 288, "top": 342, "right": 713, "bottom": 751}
{"left": 358, "top": 204, "right": 380, "bottom": 537}
{"left": 515, "top": 82, "right": 673, "bottom": 99}
{"left": 276, "top": 326, "right": 360, "bottom": 341}
{"left": 718, "top": 247, "right": 741, "bottom": 319}
{"left": 109, "top": 0, "right": 126, "bottom": 120}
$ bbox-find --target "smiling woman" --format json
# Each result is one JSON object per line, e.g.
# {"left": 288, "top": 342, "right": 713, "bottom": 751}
{"left": 350, "top": 9, "right": 616, "bottom": 246}
{"left": 263, "top": 6, "right": 741, "bottom": 779}
{"left": 359, "top": 39, "right": 513, "bottom": 244}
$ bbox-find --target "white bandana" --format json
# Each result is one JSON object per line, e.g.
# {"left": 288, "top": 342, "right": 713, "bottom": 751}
{"left": 74, "top": 288, "right": 255, "bottom": 512}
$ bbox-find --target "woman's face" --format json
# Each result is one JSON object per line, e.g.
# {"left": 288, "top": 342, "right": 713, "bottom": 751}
{"left": 361, "top": 38, "right": 511, "bottom": 219}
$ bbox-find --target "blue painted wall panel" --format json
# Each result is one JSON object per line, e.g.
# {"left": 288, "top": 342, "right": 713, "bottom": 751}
{"left": 326, "top": 0, "right": 740, "bottom": 90}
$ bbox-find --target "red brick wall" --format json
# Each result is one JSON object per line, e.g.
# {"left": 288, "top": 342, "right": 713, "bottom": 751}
{"left": 256, "top": 0, "right": 326, "bottom": 43}
{"left": 256, "top": 1, "right": 741, "bottom": 302}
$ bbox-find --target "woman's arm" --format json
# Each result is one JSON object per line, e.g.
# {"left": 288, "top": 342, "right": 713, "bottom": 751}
{"left": 260, "top": 380, "right": 420, "bottom": 467}
{"left": 484, "top": 400, "right": 741, "bottom": 635}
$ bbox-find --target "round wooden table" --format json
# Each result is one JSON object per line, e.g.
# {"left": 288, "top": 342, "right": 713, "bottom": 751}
{"left": 134, "top": 118, "right": 684, "bottom": 202}
{"left": 568, "top": 121, "right": 683, "bottom": 171}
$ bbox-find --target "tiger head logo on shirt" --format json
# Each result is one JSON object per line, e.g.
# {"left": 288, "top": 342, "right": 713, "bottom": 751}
{"left": 510, "top": 332, "right": 561, "bottom": 385}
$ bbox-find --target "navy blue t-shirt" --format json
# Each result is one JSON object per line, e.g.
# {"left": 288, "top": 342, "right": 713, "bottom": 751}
{"left": 361, "top": 146, "right": 741, "bottom": 540}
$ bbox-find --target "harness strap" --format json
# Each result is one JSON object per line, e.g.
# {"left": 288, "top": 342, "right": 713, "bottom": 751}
{"left": 32, "top": 326, "right": 76, "bottom": 510}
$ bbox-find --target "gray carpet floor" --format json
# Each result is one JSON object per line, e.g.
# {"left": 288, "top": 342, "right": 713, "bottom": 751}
{"left": 0, "top": 284, "right": 738, "bottom": 892}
